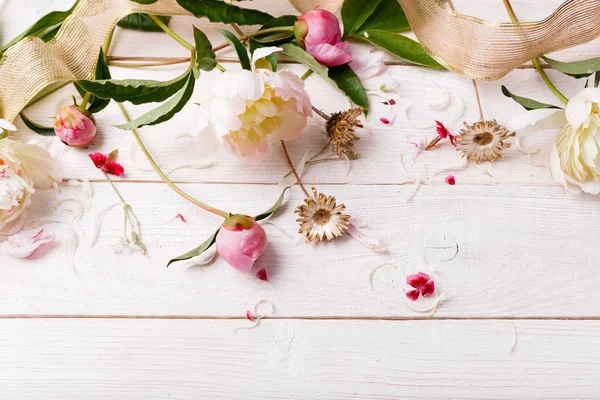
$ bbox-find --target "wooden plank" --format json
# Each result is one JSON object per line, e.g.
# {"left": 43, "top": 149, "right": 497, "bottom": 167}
{"left": 1, "top": 182, "right": 599, "bottom": 317}
{"left": 17, "top": 65, "right": 574, "bottom": 187}
{"left": 1, "top": 318, "right": 599, "bottom": 399}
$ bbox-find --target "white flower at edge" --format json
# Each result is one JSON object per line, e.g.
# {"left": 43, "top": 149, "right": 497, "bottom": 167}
{"left": 0, "top": 131, "right": 62, "bottom": 235}
{"left": 508, "top": 87, "right": 600, "bottom": 195}
{"left": 194, "top": 47, "right": 312, "bottom": 165}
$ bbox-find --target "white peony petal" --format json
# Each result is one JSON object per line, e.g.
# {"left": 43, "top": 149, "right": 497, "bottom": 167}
{"left": 566, "top": 87, "right": 600, "bottom": 129}
{"left": 1, "top": 228, "right": 55, "bottom": 258}
{"left": 251, "top": 46, "right": 282, "bottom": 68}
{"left": 0, "top": 118, "right": 17, "bottom": 132}
{"left": 506, "top": 109, "right": 566, "bottom": 131}
{"left": 349, "top": 50, "right": 386, "bottom": 81}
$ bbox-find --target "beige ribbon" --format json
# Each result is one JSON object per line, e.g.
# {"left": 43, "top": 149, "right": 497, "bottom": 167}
{"left": 2, "top": 0, "right": 600, "bottom": 121}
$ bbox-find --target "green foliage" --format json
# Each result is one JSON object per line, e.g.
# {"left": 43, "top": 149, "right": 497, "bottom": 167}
{"left": 193, "top": 27, "right": 217, "bottom": 72}
{"left": 19, "top": 112, "right": 55, "bottom": 136}
{"left": 501, "top": 85, "right": 563, "bottom": 111}
{"left": 0, "top": 1, "right": 80, "bottom": 57}
{"left": 342, "top": 0, "right": 409, "bottom": 38}
{"left": 176, "top": 0, "right": 274, "bottom": 26}
{"left": 542, "top": 56, "right": 600, "bottom": 79}
{"left": 219, "top": 29, "right": 251, "bottom": 70}
{"left": 253, "top": 15, "right": 296, "bottom": 44}
{"left": 77, "top": 70, "right": 190, "bottom": 105}
{"left": 255, "top": 188, "right": 289, "bottom": 221}
{"left": 167, "top": 229, "right": 219, "bottom": 267}
{"left": 360, "top": 30, "right": 442, "bottom": 68}
{"left": 117, "top": 14, "right": 171, "bottom": 32}
{"left": 115, "top": 73, "right": 196, "bottom": 130}
{"left": 280, "top": 43, "right": 334, "bottom": 85}
{"left": 75, "top": 48, "right": 112, "bottom": 114}
{"left": 328, "top": 65, "right": 369, "bottom": 114}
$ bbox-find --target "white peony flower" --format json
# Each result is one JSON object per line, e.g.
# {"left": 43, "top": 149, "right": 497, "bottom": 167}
{"left": 551, "top": 87, "right": 600, "bottom": 194}
{"left": 0, "top": 137, "right": 62, "bottom": 235}
{"left": 194, "top": 48, "right": 312, "bottom": 165}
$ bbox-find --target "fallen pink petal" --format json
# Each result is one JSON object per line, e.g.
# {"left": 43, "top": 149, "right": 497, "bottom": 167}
{"left": 246, "top": 310, "right": 255, "bottom": 321}
{"left": 0, "top": 228, "right": 56, "bottom": 258}
{"left": 445, "top": 175, "right": 456, "bottom": 185}
{"left": 380, "top": 117, "right": 391, "bottom": 125}
{"left": 256, "top": 267, "right": 268, "bottom": 281}
{"left": 405, "top": 272, "right": 435, "bottom": 301}
{"left": 382, "top": 99, "right": 396, "bottom": 105}
{"left": 176, "top": 214, "right": 187, "bottom": 223}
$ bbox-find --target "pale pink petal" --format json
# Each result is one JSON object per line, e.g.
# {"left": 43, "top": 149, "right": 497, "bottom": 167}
{"left": 349, "top": 50, "right": 386, "bottom": 81}
{"left": 306, "top": 42, "right": 353, "bottom": 67}
{"left": 1, "top": 228, "right": 55, "bottom": 258}
{"left": 271, "top": 100, "right": 308, "bottom": 141}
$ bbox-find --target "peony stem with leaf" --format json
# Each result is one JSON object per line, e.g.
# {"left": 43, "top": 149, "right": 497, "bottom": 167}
{"left": 117, "top": 102, "right": 230, "bottom": 219}
{"left": 501, "top": 0, "right": 569, "bottom": 105}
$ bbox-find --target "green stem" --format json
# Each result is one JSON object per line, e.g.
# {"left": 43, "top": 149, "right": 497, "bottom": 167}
{"left": 502, "top": 0, "right": 568, "bottom": 105}
{"left": 80, "top": 92, "right": 91, "bottom": 109}
{"left": 116, "top": 102, "right": 229, "bottom": 219}
{"left": 216, "top": 63, "right": 227, "bottom": 72}
{"left": 104, "top": 25, "right": 115, "bottom": 54}
{"left": 244, "top": 26, "right": 293, "bottom": 39}
{"left": 149, "top": 14, "right": 195, "bottom": 52}
{"left": 104, "top": 172, "right": 127, "bottom": 205}
{"left": 300, "top": 69, "right": 313, "bottom": 80}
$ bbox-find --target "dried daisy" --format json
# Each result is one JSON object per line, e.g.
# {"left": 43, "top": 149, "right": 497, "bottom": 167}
{"left": 325, "top": 107, "right": 364, "bottom": 157}
{"left": 295, "top": 188, "right": 351, "bottom": 242}
{"left": 456, "top": 120, "right": 515, "bottom": 163}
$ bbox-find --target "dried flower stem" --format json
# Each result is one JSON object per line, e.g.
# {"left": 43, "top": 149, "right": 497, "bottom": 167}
{"left": 501, "top": 0, "right": 568, "bottom": 105}
{"left": 312, "top": 106, "right": 330, "bottom": 120}
{"left": 281, "top": 140, "right": 311, "bottom": 199}
{"left": 117, "top": 102, "right": 230, "bottom": 219}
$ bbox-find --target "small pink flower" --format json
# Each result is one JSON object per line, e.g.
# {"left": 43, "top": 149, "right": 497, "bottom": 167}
{"left": 405, "top": 272, "right": 435, "bottom": 301}
{"left": 0, "top": 228, "right": 55, "bottom": 258}
{"left": 380, "top": 118, "right": 391, "bottom": 125}
{"left": 294, "top": 9, "right": 352, "bottom": 67}
{"left": 445, "top": 175, "right": 456, "bottom": 185}
{"left": 435, "top": 120, "right": 456, "bottom": 146}
{"left": 256, "top": 267, "right": 268, "bottom": 281}
{"left": 89, "top": 150, "right": 124, "bottom": 177}
{"left": 54, "top": 105, "right": 97, "bottom": 146}
{"left": 216, "top": 215, "right": 267, "bottom": 273}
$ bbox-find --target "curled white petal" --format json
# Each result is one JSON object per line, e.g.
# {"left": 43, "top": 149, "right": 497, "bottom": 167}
{"left": 428, "top": 81, "right": 450, "bottom": 110}
{"left": 89, "top": 202, "right": 121, "bottom": 247}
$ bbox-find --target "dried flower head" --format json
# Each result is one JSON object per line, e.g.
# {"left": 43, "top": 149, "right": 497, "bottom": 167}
{"left": 456, "top": 120, "right": 515, "bottom": 163}
{"left": 325, "top": 107, "right": 363, "bottom": 157}
{"left": 295, "top": 188, "right": 350, "bottom": 242}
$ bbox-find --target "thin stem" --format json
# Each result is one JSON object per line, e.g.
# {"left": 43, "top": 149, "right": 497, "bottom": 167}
{"left": 281, "top": 140, "right": 311, "bottom": 199}
{"left": 312, "top": 106, "right": 330, "bottom": 120}
{"left": 501, "top": 0, "right": 568, "bottom": 105}
{"left": 108, "top": 60, "right": 190, "bottom": 68}
{"left": 104, "top": 172, "right": 127, "bottom": 205}
{"left": 80, "top": 92, "right": 91, "bottom": 109}
{"left": 149, "top": 14, "right": 195, "bottom": 52}
{"left": 231, "top": 23, "right": 245, "bottom": 37}
{"left": 116, "top": 102, "right": 230, "bottom": 219}
{"left": 216, "top": 63, "right": 227, "bottom": 72}
{"left": 471, "top": 80, "right": 484, "bottom": 121}
{"left": 300, "top": 69, "right": 313, "bottom": 80}
{"left": 104, "top": 26, "right": 115, "bottom": 55}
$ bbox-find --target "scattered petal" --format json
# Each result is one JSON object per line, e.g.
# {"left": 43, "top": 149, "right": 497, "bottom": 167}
{"left": 89, "top": 150, "right": 125, "bottom": 176}
{"left": 0, "top": 229, "right": 55, "bottom": 258}
{"left": 246, "top": 310, "right": 255, "bottom": 321}
{"left": 88, "top": 202, "right": 120, "bottom": 247}
{"left": 445, "top": 175, "right": 456, "bottom": 185}
{"left": 380, "top": 117, "right": 391, "bottom": 125}
{"left": 256, "top": 267, "right": 268, "bottom": 281}
{"left": 405, "top": 272, "right": 435, "bottom": 301}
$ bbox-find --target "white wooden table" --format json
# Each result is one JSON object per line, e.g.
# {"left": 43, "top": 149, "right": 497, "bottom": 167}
{"left": 2, "top": 1, "right": 600, "bottom": 398}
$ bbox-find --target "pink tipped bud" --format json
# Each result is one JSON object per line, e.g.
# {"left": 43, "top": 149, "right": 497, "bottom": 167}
{"left": 216, "top": 215, "right": 267, "bottom": 273}
{"left": 54, "top": 105, "right": 97, "bottom": 146}
{"left": 294, "top": 9, "right": 352, "bottom": 67}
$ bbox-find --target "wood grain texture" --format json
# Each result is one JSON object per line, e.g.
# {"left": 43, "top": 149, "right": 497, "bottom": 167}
{"left": 2, "top": 181, "right": 598, "bottom": 317}
{"left": 1, "top": 318, "right": 600, "bottom": 399}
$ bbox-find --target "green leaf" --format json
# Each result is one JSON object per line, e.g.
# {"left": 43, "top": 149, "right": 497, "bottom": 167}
{"left": 542, "top": 56, "right": 600, "bottom": 79}
{"left": 176, "top": 0, "right": 274, "bottom": 26}
{"left": 360, "top": 30, "right": 442, "bottom": 68}
{"left": 342, "top": 0, "right": 409, "bottom": 38}
{"left": 0, "top": 1, "right": 79, "bottom": 57}
{"left": 255, "top": 188, "right": 289, "bottom": 221}
{"left": 77, "top": 69, "right": 190, "bottom": 105}
{"left": 19, "top": 112, "right": 55, "bottom": 136}
{"left": 74, "top": 48, "right": 112, "bottom": 114}
{"left": 219, "top": 29, "right": 251, "bottom": 70}
{"left": 40, "top": 24, "right": 62, "bottom": 42}
{"left": 328, "top": 65, "right": 369, "bottom": 114}
{"left": 280, "top": 43, "right": 334, "bottom": 85}
{"left": 117, "top": 13, "right": 171, "bottom": 32}
{"left": 115, "top": 73, "right": 196, "bottom": 130}
{"left": 253, "top": 15, "right": 296, "bottom": 44}
{"left": 501, "top": 85, "right": 562, "bottom": 111}
{"left": 595, "top": 72, "right": 600, "bottom": 88}
{"left": 167, "top": 229, "right": 219, "bottom": 267}
{"left": 193, "top": 27, "right": 217, "bottom": 72}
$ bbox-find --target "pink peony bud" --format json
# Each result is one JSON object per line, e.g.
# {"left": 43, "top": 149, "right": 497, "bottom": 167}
{"left": 294, "top": 9, "right": 352, "bottom": 67}
{"left": 216, "top": 215, "right": 267, "bottom": 273}
{"left": 54, "top": 105, "right": 97, "bottom": 146}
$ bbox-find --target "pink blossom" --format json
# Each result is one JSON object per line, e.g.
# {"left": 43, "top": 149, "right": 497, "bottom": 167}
{"left": 445, "top": 175, "right": 456, "bottom": 185}
{"left": 0, "top": 228, "right": 55, "bottom": 258}
{"left": 435, "top": 120, "right": 456, "bottom": 146}
{"left": 294, "top": 10, "right": 352, "bottom": 67}
{"left": 216, "top": 215, "right": 267, "bottom": 273}
{"left": 54, "top": 105, "right": 97, "bottom": 146}
{"left": 89, "top": 151, "right": 124, "bottom": 177}
{"left": 405, "top": 272, "right": 435, "bottom": 301}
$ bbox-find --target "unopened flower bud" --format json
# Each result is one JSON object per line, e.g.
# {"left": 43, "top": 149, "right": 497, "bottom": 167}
{"left": 54, "top": 105, "right": 97, "bottom": 146}
{"left": 216, "top": 215, "right": 267, "bottom": 272}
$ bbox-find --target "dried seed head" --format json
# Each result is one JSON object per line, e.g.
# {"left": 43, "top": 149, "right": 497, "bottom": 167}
{"left": 456, "top": 120, "right": 516, "bottom": 163}
{"left": 325, "top": 107, "right": 364, "bottom": 157}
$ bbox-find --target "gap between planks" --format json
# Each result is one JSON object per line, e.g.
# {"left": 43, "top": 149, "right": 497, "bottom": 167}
{"left": 1, "top": 315, "right": 599, "bottom": 320}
